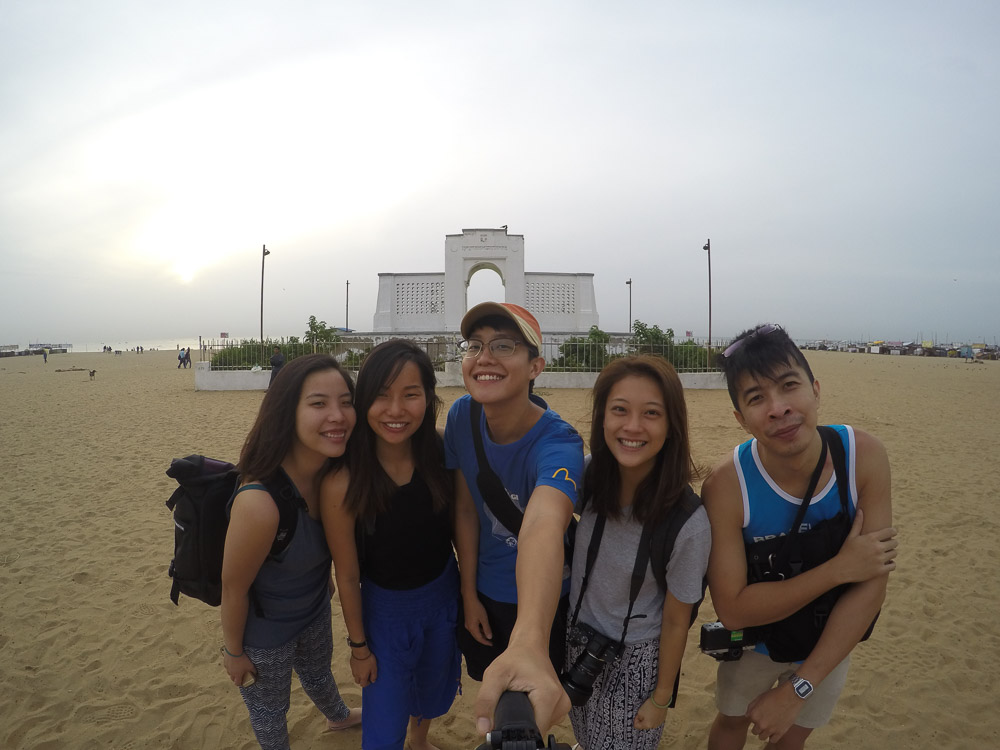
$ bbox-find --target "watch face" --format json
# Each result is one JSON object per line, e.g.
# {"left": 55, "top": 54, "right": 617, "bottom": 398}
{"left": 793, "top": 677, "right": 814, "bottom": 699}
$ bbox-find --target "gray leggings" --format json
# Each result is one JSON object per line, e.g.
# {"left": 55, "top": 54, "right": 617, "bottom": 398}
{"left": 240, "top": 612, "right": 351, "bottom": 750}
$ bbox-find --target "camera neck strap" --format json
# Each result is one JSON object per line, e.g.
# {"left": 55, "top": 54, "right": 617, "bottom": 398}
{"left": 769, "top": 429, "right": 829, "bottom": 573}
{"left": 568, "top": 509, "right": 655, "bottom": 647}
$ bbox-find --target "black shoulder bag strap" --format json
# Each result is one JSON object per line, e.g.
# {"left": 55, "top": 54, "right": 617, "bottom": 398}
{"left": 470, "top": 399, "right": 524, "bottom": 537}
{"left": 818, "top": 425, "right": 850, "bottom": 516}
{"left": 770, "top": 430, "right": 829, "bottom": 577}
{"left": 241, "top": 468, "right": 304, "bottom": 619}
{"left": 264, "top": 467, "right": 304, "bottom": 558}
{"left": 649, "top": 487, "right": 701, "bottom": 592}
{"left": 819, "top": 425, "right": 881, "bottom": 639}
{"left": 568, "top": 513, "right": 655, "bottom": 647}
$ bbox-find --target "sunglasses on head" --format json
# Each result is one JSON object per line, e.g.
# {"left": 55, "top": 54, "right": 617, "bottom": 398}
{"left": 722, "top": 324, "right": 783, "bottom": 358}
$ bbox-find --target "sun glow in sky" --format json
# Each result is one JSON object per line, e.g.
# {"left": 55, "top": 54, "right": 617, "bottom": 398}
{"left": 1, "top": 1, "right": 998, "bottom": 347}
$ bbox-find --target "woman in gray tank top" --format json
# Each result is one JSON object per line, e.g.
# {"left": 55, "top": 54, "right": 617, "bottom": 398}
{"left": 221, "top": 354, "right": 362, "bottom": 749}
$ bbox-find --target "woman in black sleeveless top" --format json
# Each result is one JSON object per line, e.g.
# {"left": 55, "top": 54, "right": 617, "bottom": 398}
{"left": 321, "top": 340, "right": 460, "bottom": 750}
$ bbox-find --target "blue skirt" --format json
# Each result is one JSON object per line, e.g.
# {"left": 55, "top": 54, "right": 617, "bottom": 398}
{"left": 360, "top": 556, "right": 461, "bottom": 749}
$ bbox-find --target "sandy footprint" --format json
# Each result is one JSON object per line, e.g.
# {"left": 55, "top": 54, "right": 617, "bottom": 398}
{"left": 0, "top": 551, "right": 21, "bottom": 566}
{"left": 78, "top": 701, "right": 139, "bottom": 725}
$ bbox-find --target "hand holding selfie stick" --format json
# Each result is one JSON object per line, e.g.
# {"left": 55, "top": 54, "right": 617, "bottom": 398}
{"left": 475, "top": 691, "right": 572, "bottom": 750}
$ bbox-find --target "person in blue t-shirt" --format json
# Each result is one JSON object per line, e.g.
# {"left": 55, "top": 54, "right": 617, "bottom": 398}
{"left": 444, "top": 302, "right": 583, "bottom": 738}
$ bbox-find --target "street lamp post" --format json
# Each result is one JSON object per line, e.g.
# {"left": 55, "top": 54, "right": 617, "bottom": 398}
{"left": 703, "top": 239, "right": 712, "bottom": 362}
{"left": 626, "top": 278, "right": 632, "bottom": 336}
{"left": 345, "top": 280, "right": 350, "bottom": 332}
{"left": 261, "top": 244, "right": 270, "bottom": 358}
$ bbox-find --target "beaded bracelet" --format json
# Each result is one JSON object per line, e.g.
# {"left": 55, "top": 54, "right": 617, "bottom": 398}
{"left": 221, "top": 645, "right": 244, "bottom": 658}
{"left": 350, "top": 651, "right": 373, "bottom": 661}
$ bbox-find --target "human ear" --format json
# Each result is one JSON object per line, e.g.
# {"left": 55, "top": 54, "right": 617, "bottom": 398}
{"left": 529, "top": 355, "right": 545, "bottom": 380}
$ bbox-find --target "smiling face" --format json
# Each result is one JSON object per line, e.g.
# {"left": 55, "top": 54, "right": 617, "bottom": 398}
{"left": 367, "top": 360, "right": 427, "bottom": 447}
{"left": 603, "top": 374, "right": 669, "bottom": 479}
{"left": 461, "top": 324, "right": 544, "bottom": 406}
{"left": 733, "top": 359, "right": 821, "bottom": 459}
{"left": 293, "top": 369, "right": 356, "bottom": 460}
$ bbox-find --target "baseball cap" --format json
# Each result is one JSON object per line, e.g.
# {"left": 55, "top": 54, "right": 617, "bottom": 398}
{"left": 461, "top": 302, "right": 542, "bottom": 351}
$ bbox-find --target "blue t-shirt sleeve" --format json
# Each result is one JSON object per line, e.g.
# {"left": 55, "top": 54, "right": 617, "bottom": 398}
{"left": 534, "top": 423, "right": 584, "bottom": 506}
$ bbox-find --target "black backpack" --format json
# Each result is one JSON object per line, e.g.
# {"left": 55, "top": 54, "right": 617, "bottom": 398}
{"left": 165, "top": 455, "right": 301, "bottom": 607}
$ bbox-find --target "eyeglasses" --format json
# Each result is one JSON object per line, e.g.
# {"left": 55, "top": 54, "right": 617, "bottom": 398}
{"left": 461, "top": 338, "right": 522, "bottom": 359}
{"left": 722, "top": 324, "right": 782, "bottom": 358}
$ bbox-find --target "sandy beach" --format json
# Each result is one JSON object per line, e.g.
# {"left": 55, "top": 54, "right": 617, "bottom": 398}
{"left": 1, "top": 348, "right": 997, "bottom": 749}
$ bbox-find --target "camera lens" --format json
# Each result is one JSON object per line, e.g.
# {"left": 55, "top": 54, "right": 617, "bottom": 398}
{"left": 560, "top": 637, "right": 615, "bottom": 707}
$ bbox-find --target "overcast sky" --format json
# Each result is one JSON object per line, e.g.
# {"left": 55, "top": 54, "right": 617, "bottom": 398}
{"left": 2, "top": 1, "right": 997, "bottom": 349}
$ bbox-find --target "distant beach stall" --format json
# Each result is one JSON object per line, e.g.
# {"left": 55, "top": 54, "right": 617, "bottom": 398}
{"left": 1, "top": 343, "right": 72, "bottom": 358}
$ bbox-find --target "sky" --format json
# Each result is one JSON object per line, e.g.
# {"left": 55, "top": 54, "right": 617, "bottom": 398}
{"left": 2, "top": 0, "right": 998, "bottom": 349}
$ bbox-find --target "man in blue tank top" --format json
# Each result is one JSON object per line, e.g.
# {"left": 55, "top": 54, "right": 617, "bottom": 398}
{"left": 444, "top": 302, "right": 583, "bottom": 738}
{"left": 702, "top": 324, "right": 898, "bottom": 749}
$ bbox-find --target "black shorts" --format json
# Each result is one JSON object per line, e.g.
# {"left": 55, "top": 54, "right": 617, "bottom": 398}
{"left": 457, "top": 590, "right": 570, "bottom": 681}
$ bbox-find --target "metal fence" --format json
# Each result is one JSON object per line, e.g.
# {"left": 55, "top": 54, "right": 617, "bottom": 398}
{"left": 199, "top": 336, "right": 723, "bottom": 374}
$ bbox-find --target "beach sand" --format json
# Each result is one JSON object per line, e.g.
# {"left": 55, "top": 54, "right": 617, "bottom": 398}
{"left": 1, "top": 349, "right": 997, "bottom": 749}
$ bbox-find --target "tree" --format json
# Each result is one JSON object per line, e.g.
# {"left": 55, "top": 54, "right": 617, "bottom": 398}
{"left": 304, "top": 316, "right": 341, "bottom": 347}
{"left": 631, "top": 319, "right": 674, "bottom": 352}
{"left": 630, "top": 319, "right": 712, "bottom": 370}
{"left": 551, "top": 325, "right": 613, "bottom": 371}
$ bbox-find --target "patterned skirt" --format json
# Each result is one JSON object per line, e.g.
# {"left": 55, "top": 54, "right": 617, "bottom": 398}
{"left": 566, "top": 634, "right": 664, "bottom": 750}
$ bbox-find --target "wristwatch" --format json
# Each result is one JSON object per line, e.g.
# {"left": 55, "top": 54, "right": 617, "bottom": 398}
{"left": 789, "top": 673, "right": 814, "bottom": 699}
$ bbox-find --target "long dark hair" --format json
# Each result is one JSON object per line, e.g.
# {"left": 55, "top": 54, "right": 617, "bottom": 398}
{"left": 238, "top": 354, "right": 355, "bottom": 483}
{"left": 344, "top": 339, "right": 452, "bottom": 528}
{"left": 585, "top": 355, "right": 695, "bottom": 523}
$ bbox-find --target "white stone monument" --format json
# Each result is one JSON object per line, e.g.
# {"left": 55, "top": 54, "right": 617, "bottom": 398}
{"left": 373, "top": 227, "right": 598, "bottom": 335}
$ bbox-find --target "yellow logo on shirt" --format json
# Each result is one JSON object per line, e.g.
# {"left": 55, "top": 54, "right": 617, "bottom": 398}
{"left": 551, "top": 468, "right": 577, "bottom": 490}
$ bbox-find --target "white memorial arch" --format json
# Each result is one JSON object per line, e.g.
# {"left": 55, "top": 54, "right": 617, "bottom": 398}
{"left": 373, "top": 228, "right": 598, "bottom": 335}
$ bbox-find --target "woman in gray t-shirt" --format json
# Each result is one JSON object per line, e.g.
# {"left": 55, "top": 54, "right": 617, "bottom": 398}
{"left": 565, "top": 355, "right": 711, "bottom": 750}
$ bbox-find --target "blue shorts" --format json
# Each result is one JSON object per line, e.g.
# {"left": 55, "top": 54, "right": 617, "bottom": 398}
{"left": 361, "top": 556, "right": 462, "bottom": 750}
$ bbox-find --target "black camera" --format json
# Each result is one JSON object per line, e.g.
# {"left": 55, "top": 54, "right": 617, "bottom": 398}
{"left": 559, "top": 623, "right": 620, "bottom": 706}
{"left": 475, "top": 691, "right": 573, "bottom": 750}
{"left": 699, "top": 621, "right": 762, "bottom": 662}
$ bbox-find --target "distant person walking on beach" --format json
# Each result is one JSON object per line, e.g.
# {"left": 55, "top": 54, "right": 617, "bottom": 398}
{"left": 183, "top": 347, "right": 192, "bottom": 368}
{"left": 43, "top": 348, "right": 48, "bottom": 363}
{"left": 703, "top": 324, "right": 897, "bottom": 749}
{"left": 322, "top": 340, "right": 460, "bottom": 750}
{"left": 177, "top": 349, "right": 185, "bottom": 369}
{"left": 221, "top": 354, "right": 362, "bottom": 749}
{"left": 269, "top": 347, "right": 286, "bottom": 386}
